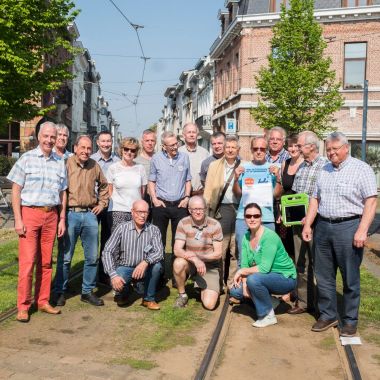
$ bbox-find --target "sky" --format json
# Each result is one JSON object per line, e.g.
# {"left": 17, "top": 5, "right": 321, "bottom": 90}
{"left": 74, "top": 0, "right": 222, "bottom": 137}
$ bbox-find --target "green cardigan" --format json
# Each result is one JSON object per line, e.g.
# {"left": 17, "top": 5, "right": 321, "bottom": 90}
{"left": 241, "top": 227, "right": 297, "bottom": 279}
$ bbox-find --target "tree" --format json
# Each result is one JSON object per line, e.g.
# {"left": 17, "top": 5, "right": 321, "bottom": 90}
{"left": 251, "top": 0, "right": 344, "bottom": 136}
{"left": 0, "top": 0, "right": 79, "bottom": 127}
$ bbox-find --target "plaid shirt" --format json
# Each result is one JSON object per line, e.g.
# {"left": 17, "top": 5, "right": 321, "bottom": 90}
{"left": 292, "top": 155, "right": 327, "bottom": 197}
{"left": 313, "top": 156, "right": 378, "bottom": 218}
{"left": 266, "top": 148, "right": 290, "bottom": 165}
{"left": 7, "top": 146, "right": 67, "bottom": 206}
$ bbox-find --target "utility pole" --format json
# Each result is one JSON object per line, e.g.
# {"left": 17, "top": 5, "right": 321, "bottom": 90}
{"left": 361, "top": 79, "right": 368, "bottom": 162}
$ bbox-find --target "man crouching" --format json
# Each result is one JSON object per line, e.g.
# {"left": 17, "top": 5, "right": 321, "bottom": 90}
{"left": 102, "top": 200, "right": 163, "bottom": 310}
{"left": 173, "top": 196, "right": 223, "bottom": 310}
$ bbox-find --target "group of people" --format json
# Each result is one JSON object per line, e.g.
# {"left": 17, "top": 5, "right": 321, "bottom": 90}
{"left": 8, "top": 121, "right": 377, "bottom": 338}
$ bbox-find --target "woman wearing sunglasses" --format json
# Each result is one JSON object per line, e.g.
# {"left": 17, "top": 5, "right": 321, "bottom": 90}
{"left": 106, "top": 137, "right": 147, "bottom": 231}
{"left": 229, "top": 202, "right": 296, "bottom": 328}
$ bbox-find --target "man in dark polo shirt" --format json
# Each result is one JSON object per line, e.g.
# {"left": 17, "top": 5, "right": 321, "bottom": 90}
{"left": 173, "top": 196, "right": 223, "bottom": 310}
{"left": 54, "top": 135, "right": 109, "bottom": 307}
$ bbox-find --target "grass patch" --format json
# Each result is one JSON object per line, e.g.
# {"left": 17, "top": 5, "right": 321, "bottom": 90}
{"left": 319, "top": 336, "right": 336, "bottom": 350}
{"left": 110, "top": 357, "right": 157, "bottom": 370}
{"left": 0, "top": 236, "right": 85, "bottom": 314}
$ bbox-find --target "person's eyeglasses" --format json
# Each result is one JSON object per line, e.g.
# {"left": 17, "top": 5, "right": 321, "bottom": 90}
{"left": 133, "top": 210, "right": 149, "bottom": 216}
{"left": 252, "top": 147, "right": 266, "bottom": 152}
{"left": 164, "top": 142, "right": 178, "bottom": 148}
{"left": 269, "top": 137, "right": 283, "bottom": 142}
{"left": 123, "top": 147, "right": 137, "bottom": 154}
{"left": 326, "top": 144, "right": 345, "bottom": 154}
{"left": 244, "top": 213, "right": 262, "bottom": 220}
{"left": 296, "top": 143, "right": 311, "bottom": 149}
{"left": 189, "top": 208, "right": 205, "bottom": 213}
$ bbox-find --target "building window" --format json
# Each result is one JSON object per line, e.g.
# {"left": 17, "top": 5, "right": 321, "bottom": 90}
{"left": 272, "top": 0, "right": 290, "bottom": 12}
{"left": 343, "top": 0, "right": 372, "bottom": 6}
{"left": 344, "top": 42, "right": 367, "bottom": 89}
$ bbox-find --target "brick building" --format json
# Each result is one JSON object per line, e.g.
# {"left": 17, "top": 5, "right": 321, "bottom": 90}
{"left": 210, "top": 0, "right": 380, "bottom": 165}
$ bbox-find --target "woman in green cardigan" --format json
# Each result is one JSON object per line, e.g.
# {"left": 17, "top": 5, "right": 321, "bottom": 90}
{"left": 229, "top": 202, "right": 297, "bottom": 328}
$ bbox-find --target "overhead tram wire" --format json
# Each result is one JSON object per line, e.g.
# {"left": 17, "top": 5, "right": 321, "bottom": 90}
{"left": 107, "top": 0, "right": 151, "bottom": 126}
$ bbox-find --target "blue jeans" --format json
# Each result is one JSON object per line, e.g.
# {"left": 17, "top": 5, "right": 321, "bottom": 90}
{"left": 115, "top": 261, "right": 163, "bottom": 301}
{"left": 229, "top": 272, "right": 296, "bottom": 318}
{"left": 55, "top": 211, "right": 99, "bottom": 295}
{"left": 235, "top": 219, "right": 276, "bottom": 266}
{"left": 314, "top": 218, "right": 363, "bottom": 326}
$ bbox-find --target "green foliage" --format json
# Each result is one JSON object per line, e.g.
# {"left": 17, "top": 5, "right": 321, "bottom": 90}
{"left": 0, "top": 0, "right": 80, "bottom": 125}
{"left": 351, "top": 143, "right": 380, "bottom": 173}
{"left": 0, "top": 155, "right": 16, "bottom": 176}
{"left": 251, "top": 0, "right": 344, "bottom": 136}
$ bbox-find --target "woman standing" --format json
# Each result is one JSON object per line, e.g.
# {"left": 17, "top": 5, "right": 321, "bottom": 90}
{"left": 107, "top": 137, "right": 147, "bottom": 231}
{"left": 229, "top": 203, "right": 296, "bottom": 328}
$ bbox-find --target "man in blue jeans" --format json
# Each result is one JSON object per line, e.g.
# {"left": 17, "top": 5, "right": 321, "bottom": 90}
{"left": 102, "top": 199, "right": 164, "bottom": 310}
{"left": 54, "top": 135, "right": 109, "bottom": 307}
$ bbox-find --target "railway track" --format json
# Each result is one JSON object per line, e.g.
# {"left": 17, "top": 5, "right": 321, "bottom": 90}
{"left": 0, "top": 267, "right": 84, "bottom": 324}
{"left": 194, "top": 298, "right": 363, "bottom": 380}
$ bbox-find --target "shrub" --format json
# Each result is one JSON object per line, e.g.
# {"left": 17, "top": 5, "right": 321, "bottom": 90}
{"left": 0, "top": 156, "right": 16, "bottom": 176}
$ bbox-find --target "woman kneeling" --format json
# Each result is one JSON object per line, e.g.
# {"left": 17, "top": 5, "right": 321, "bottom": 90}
{"left": 229, "top": 203, "right": 297, "bottom": 328}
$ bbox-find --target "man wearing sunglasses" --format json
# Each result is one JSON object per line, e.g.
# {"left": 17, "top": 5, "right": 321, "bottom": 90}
{"left": 303, "top": 132, "right": 377, "bottom": 336}
{"left": 148, "top": 131, "right": 192, "bottom": 285}
{"left": 233, "top": 137, "right": 282, "bottom": 261}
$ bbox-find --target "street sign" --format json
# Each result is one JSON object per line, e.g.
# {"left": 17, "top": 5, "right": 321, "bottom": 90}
{"left": 226, "top": 118, "right": 236, "bottom": 134}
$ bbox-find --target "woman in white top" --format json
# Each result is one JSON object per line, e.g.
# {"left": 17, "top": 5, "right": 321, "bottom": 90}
{"left": 107, "top": 137, "right": 147, "bottom": 231}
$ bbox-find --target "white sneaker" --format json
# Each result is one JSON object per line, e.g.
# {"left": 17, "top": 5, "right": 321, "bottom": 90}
{"left": 252, "top": 314, "right": 278, "bottom": 328}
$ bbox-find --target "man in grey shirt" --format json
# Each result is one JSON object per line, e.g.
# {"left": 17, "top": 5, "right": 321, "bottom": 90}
{"left": 102, "top": 200, "right": 164, "bottom": 310}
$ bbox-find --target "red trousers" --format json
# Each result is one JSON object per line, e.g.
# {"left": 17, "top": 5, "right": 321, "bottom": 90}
{"left": 17, "top": 207, "right": 58, "bottom": 311}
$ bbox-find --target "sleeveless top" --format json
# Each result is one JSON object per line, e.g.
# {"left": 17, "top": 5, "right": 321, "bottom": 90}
{"left": 282, "top": 158, "right": 296, "bottom": 195}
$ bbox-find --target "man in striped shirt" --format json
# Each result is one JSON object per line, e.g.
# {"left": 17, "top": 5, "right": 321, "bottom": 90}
{"left": 102, "top": 199, "right": 164, "bottom": 310}
{"left": 173, "top": 196, "right": 223, "bottom": 310}
{"left": 7, "top": 121, "right": 67, "bottom": 322}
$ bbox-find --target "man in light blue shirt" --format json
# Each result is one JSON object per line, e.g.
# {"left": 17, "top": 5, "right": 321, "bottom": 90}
{"left": 148, "top": 131, "right": 191, "bottom": 284}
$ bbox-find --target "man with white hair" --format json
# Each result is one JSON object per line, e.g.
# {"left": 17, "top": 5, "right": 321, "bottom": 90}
{"left": 287, "top": 131, "right": 327, "bottom": 316}
{"left": 7, "top": 121, "right": 67, "bottom": 322}
{"left": 303, "top": 132, "right": 377, "bottom": 336}
{"left": 179, "top": 122, "right": 209, "bottom": 195}
{"left": 53, "top": 123, "right": 73, "bottom": 160}
{"left": 173, "top": 196, "right": 223, "bottom": 310}
{"left": 266, "top": 126, "right": 290, "bottom": 165}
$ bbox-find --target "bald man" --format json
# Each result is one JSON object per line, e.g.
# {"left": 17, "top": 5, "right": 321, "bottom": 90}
{"left": 102, "top": 200, "right": 164, "bottom": 310}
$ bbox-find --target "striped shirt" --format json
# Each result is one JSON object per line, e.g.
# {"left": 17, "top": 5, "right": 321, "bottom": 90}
{"left": 102, "top": 221, "right": 163, "bottom": 279}
{"left": 7, "top": 146, "right": 67, "bottom": 206}
{"left": 175, "top": 216, "right": 223, "bottom": 267}
{"left": 149, "top": 151, "right": 191, "bottom": 201}
{"left": 313, "top": 156, "right": 378, "bottom": 218}
{"left": 265, "top": 148, "right": 290, "bottom": 165}
{"left": 90, "top": 151, "right": 120, "bottom": 177}
{"left": 292, "top": 155, "right": 327, "bottom": 197}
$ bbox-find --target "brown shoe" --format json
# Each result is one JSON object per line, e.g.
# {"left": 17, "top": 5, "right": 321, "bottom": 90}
{"left": 311, "top": 319, "right": 338, "bottom": 332}
{"left": 38, "top": 303, "right": 61, "bottom": 315}
{"left": 141, "top": 300, "right": 160, "bottom": 310}
{"left": 16, "top": 310, "right": 29, "bottom": 323}
{"left": 287, "top": 305, "right": 306, "bottom": 315}
{"left": 340, "top": 324, "right": 357, "bottom": 337}
{"left": 228, "top": 296, "right": 241, "bottom": 305}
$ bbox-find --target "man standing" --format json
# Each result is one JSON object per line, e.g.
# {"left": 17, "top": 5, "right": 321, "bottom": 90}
{"left": 54, "top": 135, "right": 109, "bottom": 307}
{"left": 102, "top": 200, "right": 163, "bottom": 310}
{"left": 178, "top": 123, "right": 209, "bottom": 195}
{"left": 53, "top": 123, "right": 73, "bottom": 160}
{"left": 266, "top": 127, "right": 290, "bottom": 165}
{"left": 8, "top": 122, "right": 66, "bottom": 322}
{"left": 303, "top": 132, "right": 377, "bottom": 335}
{"left": 135, "top": 129, "right": 157, "bottom": 221}
{"left": 148, "top": 131, "right": 191, "bottom": 281}
{"left": 200, "top": 132, "right": 226, "bottom": 187}
{"left": 173, "top": 196, "right": 223, "bottom": 310}
{"left": 91, "top": 131, "right": 120, "bottom": 284}
{"left": 287, "top": 131, "right": 327, "bottom": 315}
{"left": 204, "top": 135, "right": 240, "bottom": 289}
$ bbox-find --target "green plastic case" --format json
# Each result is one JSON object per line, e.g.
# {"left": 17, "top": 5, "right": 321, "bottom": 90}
{"left": 281, "top": 193, "right": 309, "bottom": 226}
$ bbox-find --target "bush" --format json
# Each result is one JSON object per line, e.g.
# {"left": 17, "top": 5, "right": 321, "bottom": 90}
{"left": 0, "top": 156, "right": 16, "bottom": 176}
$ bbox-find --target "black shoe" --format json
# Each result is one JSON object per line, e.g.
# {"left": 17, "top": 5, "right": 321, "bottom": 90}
{"left": 81, "top": 293, "right": 104, "bottom": 306}
{"left": 55, "top": 293, "right": 66, "bottom": 307}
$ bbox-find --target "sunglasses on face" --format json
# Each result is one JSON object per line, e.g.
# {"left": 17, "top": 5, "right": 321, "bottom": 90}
{"left": 252, "top": 147, "right": 266, "bottom": 152}
{"left": 123, "top": 147, "right": 137, "bottom": 154}
{"left": 244, "top": 213, "right": 262, "bottom": 220}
